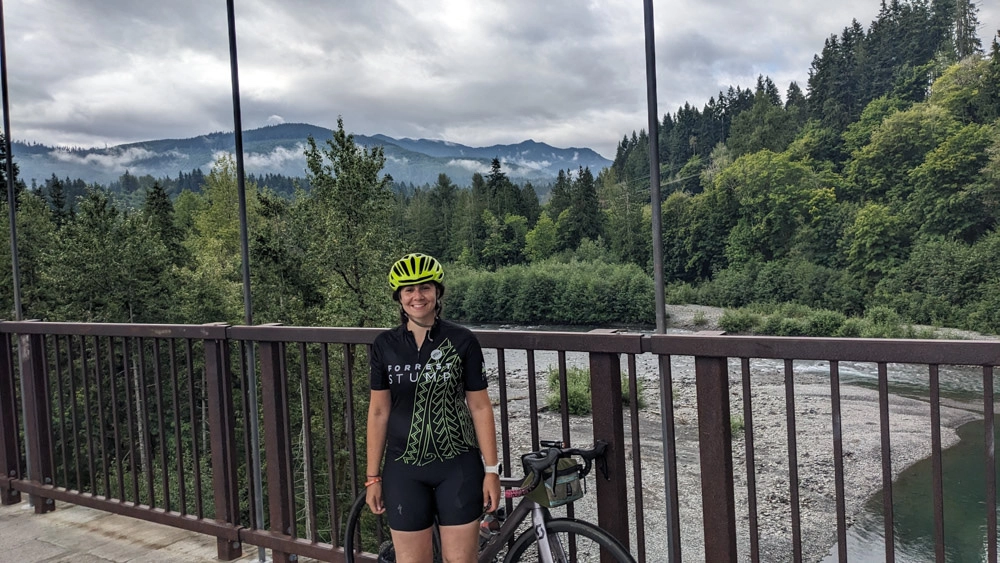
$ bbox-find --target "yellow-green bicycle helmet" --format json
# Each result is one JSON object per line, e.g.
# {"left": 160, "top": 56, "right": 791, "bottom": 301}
{"left": 388, "top": 253, "right": 444, "bottom": 291}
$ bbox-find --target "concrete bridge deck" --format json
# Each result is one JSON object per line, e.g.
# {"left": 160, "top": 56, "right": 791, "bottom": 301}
{"left": 0, "top": 501, "right": 320, "bottom": 562}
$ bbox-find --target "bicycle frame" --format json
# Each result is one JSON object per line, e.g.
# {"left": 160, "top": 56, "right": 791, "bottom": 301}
{"left": 478, "top": 496, "right": 544, "bottom": 561}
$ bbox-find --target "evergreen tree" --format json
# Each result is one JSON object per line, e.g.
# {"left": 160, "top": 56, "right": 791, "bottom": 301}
{"left": 547, "top": 169, "right": 573, "bottom": 220}
{"left": 44, "top": 174, "right": 70, "bottom": 227}
{"left": 303, "top": 117, "right": 400, "bottom": 327}
{"left": 142, "top": 182, "right": 187, "bottom": 267}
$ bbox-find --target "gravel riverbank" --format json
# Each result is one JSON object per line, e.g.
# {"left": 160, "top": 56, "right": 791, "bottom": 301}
{"left": 484, "top": 305, "right": 989, "bottom": 562}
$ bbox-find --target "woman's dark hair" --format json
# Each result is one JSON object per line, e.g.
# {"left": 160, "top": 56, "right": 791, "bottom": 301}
{"left": 394, "top": 281, "right": 445, "bottom": 325}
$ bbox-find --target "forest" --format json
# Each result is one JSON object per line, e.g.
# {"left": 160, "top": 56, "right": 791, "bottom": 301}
{"left": 1, "top": 0, "right": 999, "bottom": 335}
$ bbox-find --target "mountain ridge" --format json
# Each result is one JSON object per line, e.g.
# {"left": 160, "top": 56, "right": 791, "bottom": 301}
{"left": 11, "top": 123, "right": 612, "bottom": 188}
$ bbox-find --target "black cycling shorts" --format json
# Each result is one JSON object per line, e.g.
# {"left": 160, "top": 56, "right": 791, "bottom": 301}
{"left": 382, "top": 449, "right": 485, "bottom": 531}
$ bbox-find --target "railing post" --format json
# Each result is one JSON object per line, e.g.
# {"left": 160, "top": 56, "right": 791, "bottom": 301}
{"left": 588, "top": 349, "right": 631, "bottom": 553}
{"left": 695, "top": 355, "right": 738, "bottom": 562}
{"left": 258, "top": 338, "right": 294, "bottom": 563}
{"left": 204, "top": 333, "right": 243, "bottom": 560}
{"left": 19, "top": 332, "right": 54, "bottom": 513}
{"left": 0, "top": 330, "right": 21, "bottom": 505}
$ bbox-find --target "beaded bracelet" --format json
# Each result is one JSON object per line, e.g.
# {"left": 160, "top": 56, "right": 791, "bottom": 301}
{"left": 364, "top": 476, "right": 382, "bottom": 488}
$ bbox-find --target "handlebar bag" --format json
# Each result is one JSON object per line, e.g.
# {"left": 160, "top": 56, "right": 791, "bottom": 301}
{"left": 523, "top": 458, "right": 585, "bottom": 508}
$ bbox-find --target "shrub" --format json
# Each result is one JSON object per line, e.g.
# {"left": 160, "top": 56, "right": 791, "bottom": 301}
{"left": 545, "top": 367, "right": 642, "bottom": 415}
{"left": 731, "top": 414, "right": 745, "bottom": 435}
{"left": 719, "top": 309, "right": 761, "bottom": 333}
{"left": 805, "top": 310, "right": 847, "bottom": 336}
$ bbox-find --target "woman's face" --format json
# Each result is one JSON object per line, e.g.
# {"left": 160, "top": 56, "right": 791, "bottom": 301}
{"left": 399, "top": 283, "right": 437, "bottom": 324}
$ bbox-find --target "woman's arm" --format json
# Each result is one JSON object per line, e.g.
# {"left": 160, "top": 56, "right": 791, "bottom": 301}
{"left": 467, "top": 388, "right": 501, "bottom": 512}
{"left": 365, "top": 389, "right": 391, "bottom": 514}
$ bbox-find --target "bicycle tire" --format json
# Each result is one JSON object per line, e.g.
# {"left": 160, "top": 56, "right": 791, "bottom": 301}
{"left": 343, "top": 490, "right": 392, "bottom": 562}
{"left": 503, "top": 518, "right": 636, "bottom": 563}
{"left": 343, "top": 489, "right": 445, "bottom": 562}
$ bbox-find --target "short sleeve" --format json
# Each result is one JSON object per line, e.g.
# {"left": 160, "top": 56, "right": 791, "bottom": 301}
{"left": 369, "top": 336, "right": 390, "bottom": 390}
{"left": 462, "top": 335, "right": 487, "bottom": 391}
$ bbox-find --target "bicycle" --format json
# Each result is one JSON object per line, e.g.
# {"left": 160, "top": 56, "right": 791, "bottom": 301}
{"left": 342, "top": 440, "right": 635, "bottom": 563}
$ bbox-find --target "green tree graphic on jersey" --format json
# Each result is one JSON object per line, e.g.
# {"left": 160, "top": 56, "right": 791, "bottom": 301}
{"left": 397, "top": 339, "right": 478, "bottom": 465}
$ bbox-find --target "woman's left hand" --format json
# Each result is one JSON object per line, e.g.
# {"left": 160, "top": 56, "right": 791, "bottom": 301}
{"left": 483, "top": 473, "right": 501, "bottom": 513}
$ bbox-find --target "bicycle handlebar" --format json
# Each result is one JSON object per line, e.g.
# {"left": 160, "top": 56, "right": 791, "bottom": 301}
{"left": 518, "top": 440, "right": 609, "bottom": 493}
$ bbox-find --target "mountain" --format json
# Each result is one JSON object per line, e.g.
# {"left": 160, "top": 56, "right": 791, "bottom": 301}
{"left": 11, "top": 123, "right": 612, "bottom": 188}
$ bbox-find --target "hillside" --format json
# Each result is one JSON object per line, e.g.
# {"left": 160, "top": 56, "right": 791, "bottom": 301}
{"left": 11, "top": 123, "right": 612, "bottom": 188}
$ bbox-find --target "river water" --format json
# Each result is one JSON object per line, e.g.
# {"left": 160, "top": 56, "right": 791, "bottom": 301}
{"left": 472, "top": 323, "right": 997, "bottom": 561}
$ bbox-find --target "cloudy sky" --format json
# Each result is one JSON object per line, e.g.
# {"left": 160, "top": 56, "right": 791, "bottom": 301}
{"left": 3, "top": 1, "right": 998, "bottom": 160}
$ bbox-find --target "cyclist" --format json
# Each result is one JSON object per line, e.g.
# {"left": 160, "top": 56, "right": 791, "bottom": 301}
{"left": 366, "top": 253, "right": 502, "bottom": 563}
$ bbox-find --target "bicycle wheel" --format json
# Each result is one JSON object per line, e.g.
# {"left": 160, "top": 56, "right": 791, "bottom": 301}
{"left": 504, "top": 518, "right": 636, "bottom": 563}
{"left": 343, "top": 489, "right": 444, "bottom": 562}
{"left": 343, "top": 490, "right": 393, "bottom": 563}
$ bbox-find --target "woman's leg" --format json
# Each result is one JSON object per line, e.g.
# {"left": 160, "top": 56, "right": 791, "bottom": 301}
{"left": 390, "top": 527, "right": 436, "bottom": 563}
{"left": 438, "top": 520, "right": 480, "bottom": 563}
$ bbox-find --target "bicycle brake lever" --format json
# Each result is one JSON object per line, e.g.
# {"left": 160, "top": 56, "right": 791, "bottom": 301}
{"left": 598, "top": 454, "right": 609, "bottom": 480}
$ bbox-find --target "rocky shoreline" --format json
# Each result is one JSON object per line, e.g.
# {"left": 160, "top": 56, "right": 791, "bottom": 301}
{"left": 484, "top": 305, "right": 988, "bottom": 562}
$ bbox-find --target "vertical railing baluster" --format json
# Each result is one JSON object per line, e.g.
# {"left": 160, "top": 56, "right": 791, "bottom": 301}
{"left": 496, "top": 348, "right": 511, "bottom": 478}
{"left": 93, "top": 336, "right": 110, "bottom": 499}
{"left": 627, "top": 353, "right": 647, "bottom": 562}
{"left": 984, "top": 366, "right": 996, "bottom": 563}
{"left": 169, "top": 338, "right": 185, "bottom": 514}
{"left": 694, "top": 354, "right": 736, "bottom": 562}
{"left": 929, "top": 364, "right": 945, "bottom": 563}
{"left": 556, "top": 351, "right": 570, "bottom": 444}
{"left": 589, "top": 349, "right": 630, "bottom": 554}
{"left": 259, "top": 336, "right": 293, "bottom": 562}
{"left": 525, "top": 350, "right": 539, "bottom": 449}
{"left": 0, "top": 331, "right": 21, "bottom": 505}
{"left": 41, "top": 336, "right": 57, "bottom": 486}
{"left": 153, "top": 339, "right": 170, "bottom": 510}
{"left": 280, "top": 343, "right": 296, "bottom": 540}
{"left": 21, "top": 331, "right": 54, "bottom": 512}
{"left": 137, "top": 338, "right": 155, "bottom": 505}
{"left": 122, "top": 337, "right": 140, "bottom": 503}
{"left": 659, "top": 353, "right": 682, "bottom": 562}
{"left": 784, "top": 359, "right": 802, "bottom": 562}
{"left": 79, "top": 335, "right": 96, "bottom": 495}
{"left": 320, "top": 343, "right": 339, "bottom": 544}
{"left": 68, "top": 335, "right": 82, "bottom": 492}
{"left": 53, "top": 336, "right": 68, "bottom": 489}
{"left": 345, "top": 344, "right": 360, "bottom": 498}
{"left": 830, "top": 361, "right": 847, "bottom": 563}
{"left": 236, "top": 339, "right": 257, "bottom": 528}
{"left": 298, "top": 342, "right": 317, "bottom": 541}
{"left": 878, "top": 362, "right": 895, "bottom": 563}
{"left": 204, "top": 330, "right": 241, "bottom": 560}
{"left": 742, "top": 358, "right": 761, "bottom": 563}
{"left": 107, "top": 336, "right": 124, "bottom": 502}
{"left": 185, "top": 338, "right": 203, "bottom": 518}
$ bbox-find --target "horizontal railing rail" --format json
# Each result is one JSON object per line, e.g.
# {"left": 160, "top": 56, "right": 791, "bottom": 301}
{"left": 0, "top": 321, "right": 997, "bottom": 562}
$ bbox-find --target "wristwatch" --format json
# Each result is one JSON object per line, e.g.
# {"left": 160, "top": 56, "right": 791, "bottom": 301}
{"left": 484, "top": 462, "right": 502, "bottom": 475}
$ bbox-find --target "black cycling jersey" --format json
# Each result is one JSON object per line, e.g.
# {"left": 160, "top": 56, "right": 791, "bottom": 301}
{"left": 370, "top": 318, "right": 487, "bottom": 466}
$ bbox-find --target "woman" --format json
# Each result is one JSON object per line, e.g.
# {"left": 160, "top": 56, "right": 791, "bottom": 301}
{"left": 366, "top": 253, "right": 501, "bottom": 563}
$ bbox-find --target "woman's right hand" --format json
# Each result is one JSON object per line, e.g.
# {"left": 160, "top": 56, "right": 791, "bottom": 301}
{"left": 366, "top": 482, "right": 385, "bottom": 514}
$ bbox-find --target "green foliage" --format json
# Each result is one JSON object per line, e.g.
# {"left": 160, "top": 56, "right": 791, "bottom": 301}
{"left": 544, "top": 366, "right": 644, "bottom": 416}
{"left": 447, "top": 261, "right": 654, "bottom": 325}
{"left": 731, "top": 414, "right": 745, "bottom": 435}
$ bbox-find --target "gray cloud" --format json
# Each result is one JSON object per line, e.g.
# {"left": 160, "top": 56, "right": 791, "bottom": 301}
{"left": 3, "top": 1, "right": 997, "bottom": 161}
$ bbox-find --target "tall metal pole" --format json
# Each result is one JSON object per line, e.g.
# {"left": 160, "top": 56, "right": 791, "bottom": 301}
{"left": 644, "top": 0, "right": 665, "bottom": 334}
{"left": 644, "top": 2, "right": 680, "bottom": 562}
{"left": 0, "top": 0, "right": 21, "bottom": 322}
{"left": 225, "top": 2, "right": 265, "bottom": 560}
{"left": 0, "top": 0, "right": 33, "bottom": 510}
